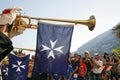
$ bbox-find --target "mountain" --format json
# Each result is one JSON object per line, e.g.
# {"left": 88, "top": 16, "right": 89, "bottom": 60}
{"left": 76, "top": 28, "right": 120, "bottom": 56}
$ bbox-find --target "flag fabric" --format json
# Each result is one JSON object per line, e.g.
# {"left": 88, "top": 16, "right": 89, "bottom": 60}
{"left": 33, "top": 22, "right": 74, "bottom": 74}
{"left": 8, "top": 54, "right": 30, "bottom": 80}
{"left": 1, "top": 64, "right": 9, "bottom": 80}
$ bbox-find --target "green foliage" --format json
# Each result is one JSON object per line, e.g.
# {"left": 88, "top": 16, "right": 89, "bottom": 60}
{"left": 112, "top": 23, "right": 120, "bottom": 38}
{"left": 12, "top": 49, "right": 23, "bottom": 55}
{"left": 112, "top": 24, "right": 120, "bottom": 57}
{"left": 112, "top": 46, "right": 120, "bottom": 58}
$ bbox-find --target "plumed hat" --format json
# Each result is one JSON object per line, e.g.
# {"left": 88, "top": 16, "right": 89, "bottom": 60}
{"left": 0, "top": 7, "right": 22, "bottom": 25}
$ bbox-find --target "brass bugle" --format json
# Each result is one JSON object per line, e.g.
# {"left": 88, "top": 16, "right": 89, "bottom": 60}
{"left": 16, "top": 15, "right": 96, "bottom": 31}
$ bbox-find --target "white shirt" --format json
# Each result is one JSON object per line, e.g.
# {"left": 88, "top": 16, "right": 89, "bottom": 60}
{"left": 93, "top": 60, "right": 103, "bottom": 74}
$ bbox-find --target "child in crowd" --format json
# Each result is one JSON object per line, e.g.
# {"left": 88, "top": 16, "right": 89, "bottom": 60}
{"left": 78, "top": 56, "right": 87, "bottom": 80}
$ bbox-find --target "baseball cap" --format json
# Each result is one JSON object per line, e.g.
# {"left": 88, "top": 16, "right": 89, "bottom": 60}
{"left": 94, "top": 53, "right": 99, "bottom": 56}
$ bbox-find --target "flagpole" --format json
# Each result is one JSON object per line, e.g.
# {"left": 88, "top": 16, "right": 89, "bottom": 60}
{"left": 0, "top": 47, "right": 35, "bottom": 66}
{"left": 14, "top": 47, "right": 36, "bottom": 52}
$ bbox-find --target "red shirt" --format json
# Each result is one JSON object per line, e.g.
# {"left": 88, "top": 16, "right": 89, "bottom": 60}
{"left": 78, "top": 63, "right": 86, "bottom": 77}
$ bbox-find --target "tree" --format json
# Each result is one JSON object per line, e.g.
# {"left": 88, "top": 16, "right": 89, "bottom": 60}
{"left": 112, "top": 23, "right": 120, "bottom": 38}
{"left": 111, "top": 23, "right": 120, "bottom": 58}
{"left": 112, "top": 46, "right": 120, "bottom": 58}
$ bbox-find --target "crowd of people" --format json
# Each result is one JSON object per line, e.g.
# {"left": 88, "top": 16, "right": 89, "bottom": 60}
{"left": 69, "top": 51, "right": 120, "bottom": 80}
{"left": 0, "top": 6, "right": 120, "bottom": 80}
{"left": 26, "top": 51, "right": 120, "bottom": 80}
{"left": 0, "top": 51, "right": 120, "bottom": 80}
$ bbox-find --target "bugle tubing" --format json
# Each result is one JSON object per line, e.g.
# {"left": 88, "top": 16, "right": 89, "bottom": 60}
{"left": 14, "top": 47, "right": 36, "bottom": 52}
{"left": 16, "top": 15, "right": 96, "bottom": 31}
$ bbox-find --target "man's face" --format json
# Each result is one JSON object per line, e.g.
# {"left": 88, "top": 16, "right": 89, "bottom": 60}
{"left": 74, "top": 54, "right": 78, "bottom": 60}
{"left": 94, "top": 55, "right": 99, "bottom": 59}
{"left": 85, "top": 53, "right": 89, "bottom": 58}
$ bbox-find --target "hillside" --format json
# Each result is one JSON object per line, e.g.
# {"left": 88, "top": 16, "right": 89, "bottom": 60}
{"left": 76, "top": 29, "right": 120, "bottom": 56}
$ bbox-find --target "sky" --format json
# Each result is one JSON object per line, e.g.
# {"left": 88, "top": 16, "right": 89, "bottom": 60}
{"left": 0, "top": 0, "right": 120, "bottom": 53}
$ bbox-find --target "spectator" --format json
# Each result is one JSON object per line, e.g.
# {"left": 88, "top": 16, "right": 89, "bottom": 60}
{"left": 71, "top": 53, "right": 79, "bottom": 79}
{"left": 116, "top": 63, "right": 120, "bottom": 80}
{"left": 83, "top": 51, "right": 93, "bottom": 80}
{"left": 78, "top": 57, "right": 87, "bottom": 80}
{"left": 62, "top": 60, "right": 74, "bottom": 80}
{"left": 68, "top": 52, "right": 73, "bottom": 62}
{"left": 111, "top": 53, "right": 120, "bottom": 80}
{"left": 102, "top": 52, "right": 112, "bottom": 80}
{"left": 27, "top": 55, "right": 35, "bottom": 80}
{"left": 92, "top": 53, "right": 103, "bottom": 80}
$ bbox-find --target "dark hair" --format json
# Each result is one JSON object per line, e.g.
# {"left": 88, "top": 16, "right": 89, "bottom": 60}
{"left": 103, "top": 52, "right": 110, "bottom": 61}
{"left": 74, "top": 53, "right": 78, "bottom": 57}
{"left": 79, "top": 55, "right": 81, "bottom": 58}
